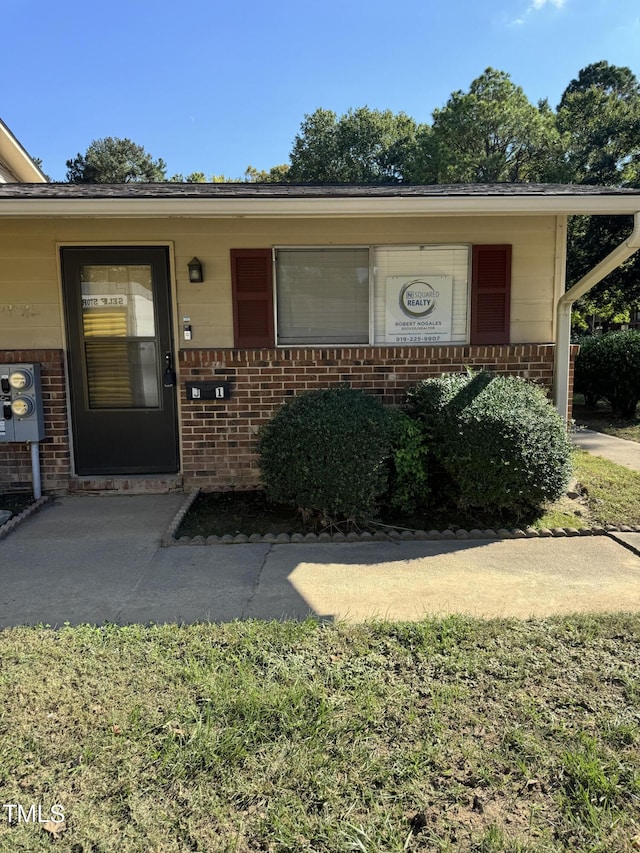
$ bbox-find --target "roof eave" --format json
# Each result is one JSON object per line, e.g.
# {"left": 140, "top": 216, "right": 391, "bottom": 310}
{"left": 0, "top": 195, "right": 639, "bottom": 218}
{"left": 0, "top": 121, "right": 47, "bottom": 183}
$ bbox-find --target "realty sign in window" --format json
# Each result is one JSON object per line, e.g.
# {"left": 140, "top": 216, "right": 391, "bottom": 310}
{"left": 385, "top": 275, "right": 453, "bottom": 343}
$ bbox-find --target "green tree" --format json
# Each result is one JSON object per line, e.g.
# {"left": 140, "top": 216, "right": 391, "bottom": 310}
{"left": 557, "top": 61, "right": 640, "bottom": 185}
{"left": 169, "top": 172, "right": 208, "bottom": 182}
{"left": 568, "top": 212, "right": 640, "bottom": 332}
{"left": 66, "top": 137, "right": 167, "bottom": 183}
{"left": 415, "top": 68, "right": 566, "bottom": 183}
{"left": 287, "top": 107, "right": 419, "bottom": 183}
{"left": 167, "top": 167, "right": 289, "bottom": 183}
{"left": 558, "top": 63, "right": 640, "bottom": 327}
{"left": 244, "top": 164, "right": 290, "bottom": 182}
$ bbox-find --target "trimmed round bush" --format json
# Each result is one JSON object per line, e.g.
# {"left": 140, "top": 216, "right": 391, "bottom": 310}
{"left": 257, "top": 387, "right": 392, "bottom": 525}
{"left": 574, "top": 331, "right": 640, "bottom": 417}
{"left": 408, "top": 371, "right": 572, "bottom": 518}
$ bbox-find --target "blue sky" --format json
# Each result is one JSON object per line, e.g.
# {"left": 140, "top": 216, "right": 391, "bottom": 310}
{"left": 3, "top": 0, "right": 639, "bottom": 181}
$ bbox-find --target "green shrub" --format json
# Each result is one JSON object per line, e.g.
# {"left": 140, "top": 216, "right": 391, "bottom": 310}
{"left": 408, "top": 371, "right": 572, "bottom": 519}
{"left": 257, "top": 387, "right": 392, "bottom": 526}
{"left": 573, "top": 335, "right": 604, "bottom": 407}
{"left": 575, "top": 331, "right": 640, "bottom": 417}
{"left": 386, "top": 410, "right": 431, "bottom": 515}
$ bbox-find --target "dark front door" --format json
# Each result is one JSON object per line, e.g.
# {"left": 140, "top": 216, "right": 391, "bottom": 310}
{"left": 61, "top": 247, "right": 179, "bottom": 475}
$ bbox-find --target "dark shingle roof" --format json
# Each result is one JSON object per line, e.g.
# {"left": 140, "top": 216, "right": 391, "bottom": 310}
{"left": 1, "top": 182, "right": 639, "bottom": 200}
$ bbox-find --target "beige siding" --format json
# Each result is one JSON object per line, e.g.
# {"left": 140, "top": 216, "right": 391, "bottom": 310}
{"left": 0, "top": 214, "right": 559, "bottom": 349}
{"left": 0, "top": 224, "right": 64, "bottom": 347}
{"left": 0, "top": 160, "right": 16, "bottom": 182}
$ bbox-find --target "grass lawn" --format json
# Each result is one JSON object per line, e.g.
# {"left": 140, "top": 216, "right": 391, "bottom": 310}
{"left": 574, "top": 449, "right": 640, "bottom": 527}
{"left": 3, "top": 412, "right": 640, "bottom": 851}
{"left": 1, "top": 616, "right": 639, "bottom": 852}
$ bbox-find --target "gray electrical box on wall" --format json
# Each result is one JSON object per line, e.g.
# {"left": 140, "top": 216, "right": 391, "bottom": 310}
{"left": 0, "top": 364, "right": 46, "bottom": 442}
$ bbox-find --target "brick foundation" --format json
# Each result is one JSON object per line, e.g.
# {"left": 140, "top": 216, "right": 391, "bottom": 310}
{"left": 0, "top": 350, "right": 71, "bottom": 494}
{"left": 0, "top": 344, "right": 576, "bottom": 494}
{"left": 179, "top": 344, "right": 565, "bottom": 490}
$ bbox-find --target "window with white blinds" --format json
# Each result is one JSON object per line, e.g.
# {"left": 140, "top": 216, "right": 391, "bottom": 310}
{"left": 274, "top": 245, "right": 470, "bottom": 345}
{"left": 275, "top": 248, "right": 370, "bottom": 345}
{"left": 373, "top": 245, "right": 470, "bottom": 344}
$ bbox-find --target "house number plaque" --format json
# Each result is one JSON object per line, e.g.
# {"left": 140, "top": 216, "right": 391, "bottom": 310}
{"left": 185, "top": 381, "right": 230, "bottom": 401}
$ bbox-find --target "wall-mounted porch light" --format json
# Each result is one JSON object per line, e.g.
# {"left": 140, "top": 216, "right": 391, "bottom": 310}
{"left": 188, "top": 257, "right": 204, "bottom": 283}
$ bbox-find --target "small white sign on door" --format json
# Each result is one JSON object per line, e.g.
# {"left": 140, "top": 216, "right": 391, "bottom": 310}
{"left": 82, "top": 295, "right": 129, "bottom": 308}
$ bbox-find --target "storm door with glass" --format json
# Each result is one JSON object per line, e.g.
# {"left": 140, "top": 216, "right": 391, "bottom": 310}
{"left": 61, "top": 247, "right": 178, "bottom": 475}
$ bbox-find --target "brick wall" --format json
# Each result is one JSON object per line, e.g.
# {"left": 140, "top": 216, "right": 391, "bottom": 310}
{"left": 0, "top": 350, "right": 70, "bottom": 493}
{"left": 0, "top": 344, "right": 578, "bottom": 494}
{"left": 179, "top": 344, "right": 567, "bottom": 490}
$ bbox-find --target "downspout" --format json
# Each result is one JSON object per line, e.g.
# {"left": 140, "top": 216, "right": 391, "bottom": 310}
{"left": 554, "top": 211, "right": 640, "bottom": 422}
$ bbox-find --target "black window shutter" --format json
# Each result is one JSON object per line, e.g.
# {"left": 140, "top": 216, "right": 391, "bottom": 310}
{"left": 231, "top": 249, "right": 274, "bottom": 348}
{"left": 470, "top": 245, "right": 512, "bottom": 345}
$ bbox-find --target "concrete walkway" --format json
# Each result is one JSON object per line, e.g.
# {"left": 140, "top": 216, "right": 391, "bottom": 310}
{"left": 572, "top": 427, "right": 640, "bottom": 471}
{"left": 1, "top": 493, "right": 640, "bottom": 628}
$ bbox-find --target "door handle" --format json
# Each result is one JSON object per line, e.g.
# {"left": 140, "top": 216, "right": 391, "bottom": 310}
{"left": 163, "top": 352, "right": 176, "bottom": 388}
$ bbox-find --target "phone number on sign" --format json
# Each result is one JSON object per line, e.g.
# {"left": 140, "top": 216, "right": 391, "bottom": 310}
{"left": 392, "top": 335, "right": 445, "bottom": 343}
